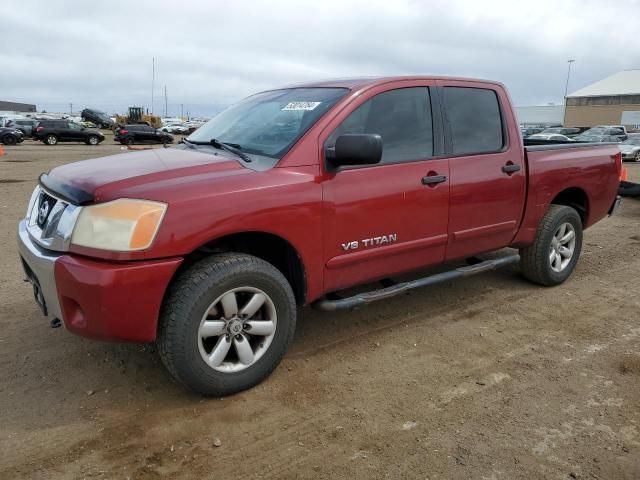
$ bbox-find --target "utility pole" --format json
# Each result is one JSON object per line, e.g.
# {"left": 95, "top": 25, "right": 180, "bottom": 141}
{"left": 181, "top": 103, "right": 184, "bottom": 120}
{"left": 564, "top": 59, "right": 575, "bottom": 103}
{"left": 69, "top": 103, "right": 73, "bottom": 115}
{"left": 151, "top": 57, "right": 155, "bottom": 115}
{"left": 164, "top": 85, "right": 168, "bottom": 118}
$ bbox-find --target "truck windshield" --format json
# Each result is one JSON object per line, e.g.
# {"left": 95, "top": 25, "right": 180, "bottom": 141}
{"left": 187, "top": 87, "right": 348, "bottom": 159}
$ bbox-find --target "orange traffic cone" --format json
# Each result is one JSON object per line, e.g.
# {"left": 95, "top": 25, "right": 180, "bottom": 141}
{"left": 0, "top": 144, "right": 5, "bottom": 156}
{"left": 621, "top": 166, "right": 628, "bottom": 181}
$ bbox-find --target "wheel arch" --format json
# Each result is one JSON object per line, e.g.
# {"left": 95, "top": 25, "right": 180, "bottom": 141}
{"left": 550, "top": 187, "right": 589, "bottom": 226}
{"left": 178, "top": 231, "right": 307, "bottom": 305}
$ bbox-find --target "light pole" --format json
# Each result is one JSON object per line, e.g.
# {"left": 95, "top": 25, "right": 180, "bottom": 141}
{"left": 564, "top": 59, "right": 575, "bottom": 103}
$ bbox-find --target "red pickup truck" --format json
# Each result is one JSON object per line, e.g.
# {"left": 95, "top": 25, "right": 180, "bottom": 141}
{"left": 18, "top": 76, "right": 622, "bottom": 395}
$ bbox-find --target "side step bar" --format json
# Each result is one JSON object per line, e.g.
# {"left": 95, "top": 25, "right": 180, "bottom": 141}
{"left": 312, "top": 254, "right": 520, "bottom": 312}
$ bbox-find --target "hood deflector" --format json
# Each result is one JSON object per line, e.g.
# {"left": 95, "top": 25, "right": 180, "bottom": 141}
{"left": 39, "top": 173, "right": 94, "bottom": 205}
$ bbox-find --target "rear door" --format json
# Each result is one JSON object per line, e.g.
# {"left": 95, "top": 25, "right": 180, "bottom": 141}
{"left": 437, "top": 81, "right": 526, "bottom": 261}
{"left": 320, "top": 82, "right": 450, "bottom": 292}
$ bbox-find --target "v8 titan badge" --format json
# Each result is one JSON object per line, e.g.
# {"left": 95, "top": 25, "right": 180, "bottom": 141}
{"left": 341, "top": 234, "right": 397, "bottom": 251}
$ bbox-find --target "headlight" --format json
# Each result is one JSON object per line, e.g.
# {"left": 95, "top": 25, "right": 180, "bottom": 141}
{"left": 71, "top": 199, "right": 167, "bottom": 251}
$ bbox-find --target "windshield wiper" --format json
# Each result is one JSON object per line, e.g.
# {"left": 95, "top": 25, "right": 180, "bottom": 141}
{"left": 210, "top": 139, "right": 252, "bottom": 162}
{"left": 182, "top": 138, "right": 251, "bottom": 162}
{"left": 181, "top": 138, "right": 197, "bottom": 149}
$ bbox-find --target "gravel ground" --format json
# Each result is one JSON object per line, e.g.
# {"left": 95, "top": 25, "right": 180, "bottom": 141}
{"left": 1, "top": 140, "right": 639, "bottom": 479}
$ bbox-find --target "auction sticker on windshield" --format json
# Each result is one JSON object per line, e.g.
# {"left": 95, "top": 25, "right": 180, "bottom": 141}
{"left": 282, "top": 102, "right": 321, "bottom": 111}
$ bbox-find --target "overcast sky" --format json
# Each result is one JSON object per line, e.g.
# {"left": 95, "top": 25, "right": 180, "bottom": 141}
{"left": 1, "top": 0, "right": 639, "bottom": 117}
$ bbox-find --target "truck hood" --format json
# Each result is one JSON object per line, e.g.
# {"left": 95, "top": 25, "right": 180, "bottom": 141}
{"left": 47, "top": 147, "right": 247, "bottom": 203}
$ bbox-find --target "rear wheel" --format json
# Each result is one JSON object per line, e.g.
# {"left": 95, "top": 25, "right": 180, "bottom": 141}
{"left": 158, "top": 253, "right": 297, "bottom": 396}
{"left": 45, "top": 134, "right": 58, "bottom": 146}
{"left": 635, "top": 151, "right": 640, "bottom": 162}
{"left": 125, "top": 137, "right": 134, "bottom": 145}
{"left": 520, "top": 205, "right": 583, "bottom": 286}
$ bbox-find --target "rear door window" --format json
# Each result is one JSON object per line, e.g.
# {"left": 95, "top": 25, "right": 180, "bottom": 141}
{"left": 443, "top": 87, "right": 504, "bottom": 156}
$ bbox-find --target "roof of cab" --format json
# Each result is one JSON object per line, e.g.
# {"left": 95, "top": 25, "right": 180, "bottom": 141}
{"left": 275, "top": 75, "right": 504, "bottom": 91}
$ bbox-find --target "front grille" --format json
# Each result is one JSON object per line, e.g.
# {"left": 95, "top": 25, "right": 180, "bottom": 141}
{"left": 36, "top": 191, "right": 57, "bottom": 230}
{"left": 26, "top": 186, "right": 80, "bottom": 252}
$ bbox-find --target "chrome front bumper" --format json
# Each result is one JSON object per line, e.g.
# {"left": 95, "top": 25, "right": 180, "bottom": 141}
{"left": 17, "top": 219, "right": 64, "bottom": 320}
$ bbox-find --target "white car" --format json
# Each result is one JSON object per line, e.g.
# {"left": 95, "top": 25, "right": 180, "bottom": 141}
{"left": 527, "top": 133, "right": 574, "bottom": 142}
{"left": 619, "top": 136, "right": 640, "bottom": 162}
{"left": 160, "top": 124, "right": 188, "bottom": 134}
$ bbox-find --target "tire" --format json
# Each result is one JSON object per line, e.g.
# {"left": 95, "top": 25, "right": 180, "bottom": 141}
{"left": 2, "top": 134, "right": 17, "bottom": 145}
{"left": 635, "top": 151, "right": 640, "bottom": 162}
{"left": 45, "top": 134, "right": 58, "bottom": 146}
{"left": 520, "top": 205, "right": 583, "bottom": 286}
{"left": 125, "top": 137, "right": 134, "bottom": 145}
{"left": 87, "top": 135, "right": 99, "bottom": 146}
{"left": 158, "top": 253, "right": 297, "bottom": 396}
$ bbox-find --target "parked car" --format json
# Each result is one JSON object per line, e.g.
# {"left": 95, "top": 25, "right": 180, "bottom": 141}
{"left": 520, "top": 127, "right": 545, "bottom": 138}
{"left": 582, "top": 127, "right": 627, "bottom": 140}
{"left": 33, "top": 120, "right": 105, "bottom": 145}
{"left": 574, "top": 133, "right": 622, "bottom": 143}
{"left": 17, "top": 76, "right": 622, "bottom": 396}
{"left": 114, "top": 124, "right": 174, "bottom": 145}
{"left": 527, "top": 133, "right": 574, "bottom": 142}
{"left": 81, "top": 108, "right": 114, "bottom": 129}
{"left": 618, "top": 136, "right": 640, "bottom": 162}
{"left": 184, "top": 122, "right": 203, "bottom": 134}
{"left": 5, "top": 118, "right": 39, "bottom": 137}
{"left": 161, "top": 124, "right": 188, "bottom": 134}
{"left": 594, "top": 125, "right": 627, "bottom": 135}
{"left": 0, "top": 127, "right": 25, "bottom": 145}
{"left": 539, "top": 127, "right": 582, "bottom": 137}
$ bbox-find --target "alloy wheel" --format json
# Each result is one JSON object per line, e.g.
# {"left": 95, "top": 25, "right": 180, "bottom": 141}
{"left": 198, "top": 287, "right": 277, "bottom": 373}
{"left": 549, "top": 222, "right": 576, "bottom": 273}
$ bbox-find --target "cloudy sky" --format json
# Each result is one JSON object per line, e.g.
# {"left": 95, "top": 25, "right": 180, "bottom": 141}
{"left": 1, "top": 0, "right": 639, "bottom": 117}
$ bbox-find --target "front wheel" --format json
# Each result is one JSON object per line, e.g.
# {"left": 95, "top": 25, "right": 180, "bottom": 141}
{"left": 520, "top": 205, "right": 583, "bottom": 286}
{"left": 158, "top": 253, "right": 297, "bottom": 396}
{"left": 635, "top": 151, "right": 640, "bottom": 162}
{"left": 87, "top": 135, "right": 99, "bottom": 145}
{"left": 2, "top": 134, "right": 17, "bottom": 145}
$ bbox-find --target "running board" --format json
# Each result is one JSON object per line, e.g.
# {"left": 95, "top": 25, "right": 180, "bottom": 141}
{"left": 312, "top": 254, "right": 520, "bottom": 312}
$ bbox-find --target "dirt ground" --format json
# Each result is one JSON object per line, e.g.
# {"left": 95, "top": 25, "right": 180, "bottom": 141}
{"left": 1, "top": 139, "right": 639, "bottom": 480}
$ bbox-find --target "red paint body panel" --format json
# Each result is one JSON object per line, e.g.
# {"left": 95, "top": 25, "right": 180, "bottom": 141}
{"left": 42, "top": 76, "right": 620, "bottom": 343}
{"left": 54, "top": 255, "right": 182, "bottom": 342}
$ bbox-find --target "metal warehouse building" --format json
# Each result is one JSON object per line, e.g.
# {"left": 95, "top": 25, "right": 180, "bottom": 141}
{"left": 0, "top": 100, "right": 36, "bottom": 112}
{"left": 564, "top": 70, "right": 640, "bottom": 128}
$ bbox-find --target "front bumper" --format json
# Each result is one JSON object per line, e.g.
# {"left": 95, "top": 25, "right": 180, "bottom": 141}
{"left": 18, "top": 219, "right": 183, "bottom": 342}
{"left": 18, "top": 220, "right": 64, "bottom": 319}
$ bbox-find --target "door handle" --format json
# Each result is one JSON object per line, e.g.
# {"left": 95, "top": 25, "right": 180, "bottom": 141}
{"left": 502, "top": 163, "right": 521, "bottom": 174}
{"left": 421, "top": 174, "right": 447, "bottom": 185}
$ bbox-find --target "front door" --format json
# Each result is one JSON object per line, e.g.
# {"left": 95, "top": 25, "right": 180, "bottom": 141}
{"left": 321, "top": 85, "right": 450, "bottom": 293}
{"left": 437, "top": 81, "right": 526, "bottom": 261}
{"left": 66, "top": 122, "right": 85, "bottom": 141}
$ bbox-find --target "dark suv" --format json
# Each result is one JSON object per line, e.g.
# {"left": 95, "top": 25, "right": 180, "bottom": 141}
{"left": 34, "top": 120, "right": 105, "bottom": 146}
{"left": 6, "top": 119, "right": 39, "bottom": 136}
{"left": 81, "top": 108, "right": 114, "bottom": 129}
{"left": 114, "top": 124, "right": 174, "bottom": 145}
{"left": 0, "top": 127, "right": 25, "bottom": 145}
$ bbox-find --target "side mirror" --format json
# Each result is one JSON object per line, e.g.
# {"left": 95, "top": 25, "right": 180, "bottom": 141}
{"left": 328, "top": 134, "right": 383, "bottom": 167}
